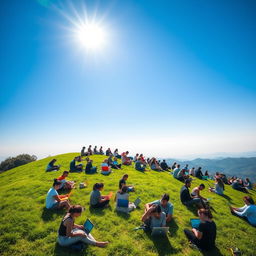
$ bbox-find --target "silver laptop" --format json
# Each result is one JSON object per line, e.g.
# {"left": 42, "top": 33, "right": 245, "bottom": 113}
{"left": 151, "top": 227, "right": 169, "bottom": 236}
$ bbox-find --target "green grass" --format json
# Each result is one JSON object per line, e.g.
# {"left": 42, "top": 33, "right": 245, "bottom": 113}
{"left": 0, "top": 153, "right": 255, "bottom": 256}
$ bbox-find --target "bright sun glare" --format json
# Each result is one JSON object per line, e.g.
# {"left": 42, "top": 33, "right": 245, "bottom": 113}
{"left": 75, "top": 23, "right": 106, "bottom": 50}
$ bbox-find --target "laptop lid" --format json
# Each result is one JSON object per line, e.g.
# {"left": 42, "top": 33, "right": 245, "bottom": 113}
{"left": 117, "top": 199, "right": 129, "bottom": 208}
{"left": 84, "top": 218, "right": 94, "bottom": 235}
{"left": 134, "top": 197, "right": 141, "bottom": 207}
{"left": 151, "top": 227, "right": 169, "bottom": 236}
{"left": 190, "top": 218, "right": 201, "bottom": 229}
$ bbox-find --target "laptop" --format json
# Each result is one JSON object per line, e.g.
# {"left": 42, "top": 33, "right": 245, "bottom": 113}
{"left": 83, "top": 219, "right": 94, "bottom": 235}
{"left": 190, "top": 218, "right": 201, "bottom": 229}
{"left": 134, "top": 197, "right": 141, "bottom": 207}
{"left": 151, "top": 227, "right": 169, "bottom": 236}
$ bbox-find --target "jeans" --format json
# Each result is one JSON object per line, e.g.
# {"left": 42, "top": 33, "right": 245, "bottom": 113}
{"left": 184, "top": 229, "right": 200, "bottom": 247}
{"left": 58, "top": 228, "right": 96, "bottom": 246}
{"left": 183, "top": 198, "right": 201, "bottom": 206}
{"left": 91, "top": 200, "right": 110, "bottom": 208}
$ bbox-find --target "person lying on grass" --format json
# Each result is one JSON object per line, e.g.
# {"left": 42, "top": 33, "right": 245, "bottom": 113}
{"left": 230, "top": 196, "right": 256, "bottom": 227}
{"left": 180, "top": 179, "right": 203, "bottom": 208}
{"left": 85, "top": 159, "right": 97, "bottom": 174}
{"left": 46, "top": 159, "right": 60, "bottom": 172}
{"left": 115, "top": 186, "right": 136, "bottom": 212}
{"left": 209, "top": 177, "right": 224, "bottom": 195}
{"left": 101, "top": 159, "right": 112, "bottom": 175}
{"left": 142, "top": 204, "right": 166, "bottom": 229}
{"left": 58, "top": 205, "right": 109, "bottom": 248}
{"left": 90, "top": 183, "right": 110, "bottom": 208}
{"left": 119, "top": 174, "right": 135, "bottom": 192}
{"left": 184, "top": 208, "right": 216, "bottom": 251}
{"left": 46, "top": 179, "right": 71, "bottom": 210}
{"left": 145, "top": 193, "right": 173, "bottom": 223}
{"left": 57, "top": 171, "right": 75, "bottom": 190}
{"left": 231, "top": 179, "right": 248, "bottom": 193}
{"left": 70, "top": 157, "right": 83, "bottom": 173}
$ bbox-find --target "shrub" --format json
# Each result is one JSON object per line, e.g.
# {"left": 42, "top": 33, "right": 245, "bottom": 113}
{"left": 0, "top": 154, "right": 37, "bottom": 173}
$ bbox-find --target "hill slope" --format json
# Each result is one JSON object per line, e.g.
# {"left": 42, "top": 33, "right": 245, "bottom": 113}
{"left": 0, "top": 153, "right": 255, "bottom": 256}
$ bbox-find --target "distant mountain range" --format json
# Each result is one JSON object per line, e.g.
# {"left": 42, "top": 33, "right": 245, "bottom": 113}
{"left": 165, "top": 157, "right": 256, "bottom": 182}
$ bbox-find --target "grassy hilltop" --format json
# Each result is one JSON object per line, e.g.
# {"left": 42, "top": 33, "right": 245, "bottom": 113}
{"left": 0, "top": 153, "right": 255, "bottom": 256}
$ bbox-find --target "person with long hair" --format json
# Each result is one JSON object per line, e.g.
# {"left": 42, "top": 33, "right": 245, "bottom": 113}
{"left": 184, "top": 208, "right": 216, "bottom": 251}
{"left": 90, "top": 183, "right": 110, "bottom": 208}
{"left": 46, "top": 179, "right": 71, "bottom": 210}
{"left": 230, "top": 196, "right": 256, "bottom": 226}
{"left": 209, "top": 177, "right": 224, "bottom": 195}
{"left": 57, "top": 205, "right": 109, "bottom": 247}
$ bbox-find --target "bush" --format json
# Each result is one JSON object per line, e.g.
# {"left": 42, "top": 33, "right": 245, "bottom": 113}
{"left": 0, "top": 154, "right": 37, "bottom": 173}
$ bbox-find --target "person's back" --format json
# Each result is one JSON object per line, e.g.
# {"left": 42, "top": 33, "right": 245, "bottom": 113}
{"left": 173, "top": 168, "right": 180, "bottom": 179}
{"left": 198, "top": 221, "right": 216, "bottom": 250}
{"left": 90, "top": 190, "right": 101, "bottom": 206}
{"left": 215, "top": 182, "right": 224, "bottom": 195}
{"left": 160, "top": 161, "right": 168, "bottom": 170}
{"left": 70, "top": 159, "right": 76, "bottom": 171}
{"left": 180, "top": 185, "right": 191, "bottom": 204}
{"left": 86, "top": 162, "right": 92, "bottom": 172}
{"left": 46, "top": 187, "right": 58, "bottom": 209}
{"left": 195, "top": 168, "right": 203, "bottom": 179}
{"left": 150, "top": 212, "right": 166, "bottom": 229}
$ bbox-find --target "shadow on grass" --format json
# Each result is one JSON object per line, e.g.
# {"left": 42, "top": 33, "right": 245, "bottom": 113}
{"left": 220, "top": 194, "right": 233, "bottom": 202}
{"left": 145, "top": 230, "right": 179, "bottom": 255}
{"left": 201, "top": 246, "right": 223, "bottom": 256}
{"left": 185, "top": 205, "right": 198, "bottom": 217}
{"left": 41, "top": 207, "right": 65, "bottom": 222}
{"left": 167, "top": 218, "right": 179, "bottom": 236}
{"left": 53, "top": 242, "right": 87, "bottom": 256}
{"left": 89, "top": 206, "right": 106, "bottom": 216}
{"left": 115, "top": 210, "right": 131, "bottom": 219}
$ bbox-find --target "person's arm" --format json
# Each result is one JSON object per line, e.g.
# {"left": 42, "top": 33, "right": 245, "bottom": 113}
{"left": 73, "top": 223, "right": 84, "bottom": 230}
{"left": 145, "top": 203, "right": 153, "bottom": 211}
{"left": 141, "top": 206, "right": 154, "bottom": 222}
{"left": 166, "top": 214, "right": 172, "bottom": 222}
{"left": 192, "top": 228, "right": 203, "bottom": 239}
{"left": 233, "top": 205, "right": 249, "bottom": 216}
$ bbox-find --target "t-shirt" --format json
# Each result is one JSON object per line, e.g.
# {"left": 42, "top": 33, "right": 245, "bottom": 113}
{"left": 160, "top": 162, "right": 168, "bottom": 170}
{"left": 46, "top": 187, "right": 58, "bottom": 209}
{"left": 85, "top": 162, "right": 92, "bottom": 172}
{"left": 233, "top": 205, "right": 256, "bottom": 226}
{"left": 197, "top": 221, "right": 216, "bottom": 250}
{"left": 150, "top": 212, "right": 166, "bottom": 228}
{"left": 135, "top": 161, "right": 143, "bottom": 170}
{"left": 90, "top": 190, "right": 101, "bottom": 206}
{"left": 119, "top": 179, "right": 126, "bottom": 189}
{"left": 173, "top": 168, "right": 180, "bottom": 179}
{"left": 180, "top": 185, "right": 192, "bottom": 204}
{"left": 150, "top": 200, "right": 173, "bottom": 215}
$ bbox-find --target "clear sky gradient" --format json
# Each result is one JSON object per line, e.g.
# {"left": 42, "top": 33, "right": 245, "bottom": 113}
{"left": 0, "top": 0, "right": 256, "bottom": 160}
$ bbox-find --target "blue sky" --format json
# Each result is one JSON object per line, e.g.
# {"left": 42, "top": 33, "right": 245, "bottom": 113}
{"left": 0, "top": 0, "right": 256, "bottom": 160}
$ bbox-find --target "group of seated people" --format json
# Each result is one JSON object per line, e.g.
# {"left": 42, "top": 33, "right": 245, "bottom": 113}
{"left": 44, "top": 146, "right": 255, "bottom": 252}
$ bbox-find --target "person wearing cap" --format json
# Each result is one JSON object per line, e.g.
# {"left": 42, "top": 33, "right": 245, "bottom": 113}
{"left": 180, "top": 179, "right": 202, "bottom": 207}
{"left": 145, "top": 193, "right": 173, "bottom": 222}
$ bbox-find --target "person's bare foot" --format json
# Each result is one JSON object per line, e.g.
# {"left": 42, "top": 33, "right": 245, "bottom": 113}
{"left": 96, "top": 241, "right": 109, "bottom": 247}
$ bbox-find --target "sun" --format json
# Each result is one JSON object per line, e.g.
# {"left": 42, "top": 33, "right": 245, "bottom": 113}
{"left": 75, "top": 23, "right": 106, "bottom": 50}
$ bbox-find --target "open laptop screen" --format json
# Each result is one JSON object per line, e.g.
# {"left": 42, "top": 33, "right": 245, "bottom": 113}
{"left": 84, "top": 219, "right": 94, "bottom": 234}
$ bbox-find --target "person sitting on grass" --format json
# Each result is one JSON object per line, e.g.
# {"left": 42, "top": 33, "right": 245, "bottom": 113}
{"left": 85, "top": 159, "right": 97, "bottom": 174}
{"left": 57, "top": 171, "right": 75, "bottom": 190}
{"left": 70, "top": 157, "right": 83, "bottom": 173}
{"left": 180, "top": 179, "right": 202, "bottom": 207}
{"left": 115, "top": 186, "right": 136, "bottom": 212}
{"left": 135, "top": 157, "right": 148, "bottom": 172}
{"left": 46, "top": 159, "right": 60, "bottom": 172}
{"left": 113, "top": 148, "right": 121, "bottom": 159}
{"left": 121, "top": 151, "right": 132, "bottom": 165}
{"left": 230, "top": 196, "right": 256, "bottom": 227}
{"left": 108, "top": 155, "right": 122, "bottom": 169}
{"left": 195, "top": 167, "right": 204, "bottom": 179}
{"left": 149, "top": 157, "right": 163, "bottom": 171}
{"left": 189, "top": 167, "right": 195, "bottom": 177}
{"left": 87, "top": 145, "right": 93, "bottom": 155}
{"left": 101, "top": 159, "right": 112, "bottom": 175}
{"left": 106, "top": 148, "right": 112, "bottom": 156}
{"left": 81, "top": 146, "right": 88, "bottom": 157}
{"left": 133, "top": 153, "right": 139, "bottom": 162}
{"left": 231, "top": 179, "right": 248, "bottom": 193}
{"left": 145, "top": 193, "right": 173, "bottom": 223}
{"left": 173, "top": 164, "right": 181, "bottom": 179}
{"left": 46, "top": 179, "right": 71, "bottom": 210}
{"left": 171, "top": 162, "right": 177, "bottom": 170}
{"left": 191, "top": 184, "right": 207, "bottom": 201}
{"left": 119, "top": 174, "right": 135, "bottom": 192}
{"left": 209, "top": 177, "right": 224, "bottom": 195}
{"left": 57, "top": 205, "right": 109, "bottom": 248}
{"left": 160, "top": 160, "right": 170, "bottom": 171}
{"left": 177, "top": 169, "right": 189, "bottom": 182}
{"left": 141, "top": 204, "right": 166, "bottom": 230}
{"left": 139, "top": 154, "right": 147, "bottom": 165}
{"left": 90, "top": 183, "right": 110, "bottom": 208}
{"left": 184, "top": 208, "right": 216, "bottom": 251}
{"left": 99, "top": 146, "right": 104, "bottom": 155}
{"left": 93, "top": 146, "right": 99, "bottom": 155}
{"left": 244, "top": 178, "right": 253, "bottom": 190}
